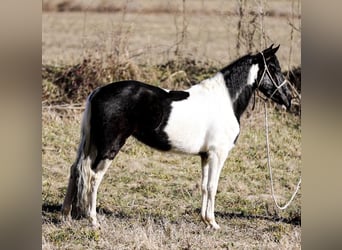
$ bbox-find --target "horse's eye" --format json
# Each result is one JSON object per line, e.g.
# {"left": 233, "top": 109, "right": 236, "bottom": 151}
{"left": 268, "top": 65, "right": 275, "bottom": 71}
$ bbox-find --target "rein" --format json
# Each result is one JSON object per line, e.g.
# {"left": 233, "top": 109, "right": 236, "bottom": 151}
{"left": 256, "top": 52, "right": 302, "bottom": 210}
{"left": 263, "top": 101, "right": 301, "bottom": 210}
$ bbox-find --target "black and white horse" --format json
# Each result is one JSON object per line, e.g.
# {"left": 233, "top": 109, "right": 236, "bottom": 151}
{"left": 62, "top": 44, "right": 292, "bottom": 229}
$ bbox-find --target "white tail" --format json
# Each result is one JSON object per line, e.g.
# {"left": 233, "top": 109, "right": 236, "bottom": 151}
{"left": 62, "top": 90, "right": 98, "bottom": 219}
{"left": 75, "top": 93, "right": 95, "bottom": 216}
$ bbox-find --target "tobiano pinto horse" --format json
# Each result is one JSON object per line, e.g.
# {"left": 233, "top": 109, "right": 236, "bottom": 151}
{"left": 62, "top": 44, "right": 292, "bottom": 229}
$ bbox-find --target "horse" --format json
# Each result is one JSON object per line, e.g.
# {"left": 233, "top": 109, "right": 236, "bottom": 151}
{"left": 61, "top": 44, "right": 292, "bottom": 229}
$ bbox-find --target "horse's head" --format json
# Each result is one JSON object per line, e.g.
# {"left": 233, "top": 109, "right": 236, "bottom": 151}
{"left": 255, "top": 44, "right": 292, "bottom": 109}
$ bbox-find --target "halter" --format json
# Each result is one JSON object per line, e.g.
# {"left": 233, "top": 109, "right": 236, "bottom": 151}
{"left": 256, "top": 51, "right": 287, "bottom": 100}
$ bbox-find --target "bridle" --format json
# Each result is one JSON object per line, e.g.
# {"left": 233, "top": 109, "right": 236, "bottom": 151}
{"left": 251, "top": 51, "right": 287, "bottom": 110}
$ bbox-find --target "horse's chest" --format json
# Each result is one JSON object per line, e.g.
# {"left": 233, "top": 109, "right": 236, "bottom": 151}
{"left": 163, "top": 100, "right": 239, "bottom": 154}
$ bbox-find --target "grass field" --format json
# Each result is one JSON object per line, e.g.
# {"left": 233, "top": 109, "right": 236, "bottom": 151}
{"left": 42, "top": 0, "right": 301, "bottom": 249}
{"left": 42, "top": 0, "right": 301, "bottom": 67}
{"left": 42, "top": 104, "right": 301, "bottom": 249}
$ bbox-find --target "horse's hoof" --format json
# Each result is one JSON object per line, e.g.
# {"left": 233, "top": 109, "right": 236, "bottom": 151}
{"left": 211, "top": 223, "right": 220, "bottom": 230}
{"left": 60, "top": 211, "right": 71, "bottom": 222}
{"left": 207, "top": 221, "right": 220, "bottom": 230}
{"left": 90, "top": 217, "right": 101, "bottom": 229}
{"left": 92, "top": 223, "right": 101, "bottom": 230}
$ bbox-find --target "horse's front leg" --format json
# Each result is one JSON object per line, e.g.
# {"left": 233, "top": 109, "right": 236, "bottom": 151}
{"left": 204, "top": 148, "right": 228, "bottom": 229}
{"left": 200, "top": 153, "right": 209, "bottom": 226}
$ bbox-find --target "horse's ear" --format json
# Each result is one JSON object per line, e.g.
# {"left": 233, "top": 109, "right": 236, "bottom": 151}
{"left": 262, "top": 44, "right": 280, "bottom": 59}
{"left": 271, "top": 44, "right": 280, "bottom": 54}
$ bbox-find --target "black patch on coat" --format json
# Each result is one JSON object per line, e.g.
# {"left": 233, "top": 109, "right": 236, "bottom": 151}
{"left": 88, "top": 81, "right": 187, "bottom": 167}
{"left": 168, "top": 90, "right": 190, "bottom": 101}
{"left": 220, "top": 55, "right": 257, "bottom": 122}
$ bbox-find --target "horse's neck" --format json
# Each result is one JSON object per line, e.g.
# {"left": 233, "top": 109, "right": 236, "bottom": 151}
{"left": 231, "top": 82, "right": 254, "bottom": 122}
{"left": 225, "top": 67, "right": 257, "bottom": 120}
{"left": 195, "top": 71, "right": 255, "bottom": 121}
{"left": 198, "top": 73, "right": 225, "bottom": 90}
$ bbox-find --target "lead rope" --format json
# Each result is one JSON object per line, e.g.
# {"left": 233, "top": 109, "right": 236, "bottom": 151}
{"left": 263, "top": 101, "right": 301, "bottom": 210}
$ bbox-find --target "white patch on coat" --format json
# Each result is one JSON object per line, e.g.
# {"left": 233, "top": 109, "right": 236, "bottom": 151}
{"left": 164, "top": 72, "right": 240, "bottom": 154}
{"left": 232, "top": 64, "right": 259, "bottom": 102}
{"left": 247, "top": 64, "right": 259, "bottom": 86}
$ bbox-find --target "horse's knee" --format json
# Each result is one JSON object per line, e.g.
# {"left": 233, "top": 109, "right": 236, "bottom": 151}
{"left": 201, "top": 183, "right": 208, "bottom": 194}
{"left": 207, "top": 182, "right": 218, "bottom": 196}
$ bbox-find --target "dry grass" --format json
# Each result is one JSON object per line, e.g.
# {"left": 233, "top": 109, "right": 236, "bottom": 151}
{"left": 42, "top": 1, "right": 301, "bottom": 68}
{"left": 42, "top": 216, "right": 300, "bottom": 249}
{"left": 42, "top": 0, "right": 301, "bottom": 248}
{"left": 42, "top": 102, "right": 301, "bottom": 249}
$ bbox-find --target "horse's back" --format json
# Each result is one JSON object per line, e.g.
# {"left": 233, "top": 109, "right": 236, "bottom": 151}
{"left": 91, "top": 80, "right": 165, "bottom": 105}
{"left": 91, "top": 80, "right": 188, "bottom": 109}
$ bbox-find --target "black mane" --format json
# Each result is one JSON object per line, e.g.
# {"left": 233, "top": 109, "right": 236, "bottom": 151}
{"left": 220, "top": 54, "right": 257, "bottom": 122}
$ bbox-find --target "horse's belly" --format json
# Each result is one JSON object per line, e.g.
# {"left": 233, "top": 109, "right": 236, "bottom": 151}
{"left": 163, "top": 109, "right": 208, "bottom": 154}
{"left": 165, "top": 124, "right": 207, "bottom": 154}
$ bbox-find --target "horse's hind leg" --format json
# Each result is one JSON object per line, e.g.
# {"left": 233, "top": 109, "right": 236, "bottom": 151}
{"left": 88, "top": 158, "right": 112, "bottom": 228}
{"left": 87, "top": 133, "right": 130, "bottom": 227}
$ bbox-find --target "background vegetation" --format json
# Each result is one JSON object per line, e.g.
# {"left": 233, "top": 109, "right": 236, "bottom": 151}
{"left": 42, "top": 0, "right": 301, "bottom": 248}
